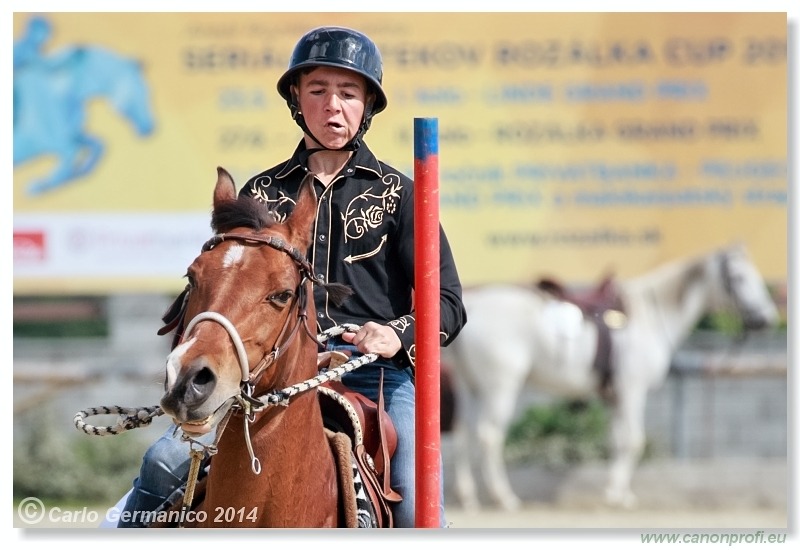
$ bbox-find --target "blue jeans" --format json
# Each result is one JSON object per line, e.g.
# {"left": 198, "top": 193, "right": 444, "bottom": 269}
{"left": 118, "top": 348, "right": 446, "bottom": 528}
{"left": 332, "top": 344, "right": 447, "bottom": 528}
{"left": 117, "top": 424, "right": 215, "bottom": 528}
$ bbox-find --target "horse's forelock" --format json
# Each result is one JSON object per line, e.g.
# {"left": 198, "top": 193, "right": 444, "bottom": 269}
{"left": 211, "top": 195, "right": 278, "bottom": 233}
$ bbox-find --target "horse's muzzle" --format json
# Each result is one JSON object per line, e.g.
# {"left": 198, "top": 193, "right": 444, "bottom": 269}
{"left": 160, "top": 363, "right": 219, "bottom": 421}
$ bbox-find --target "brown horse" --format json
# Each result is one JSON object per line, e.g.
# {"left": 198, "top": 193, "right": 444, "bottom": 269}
{"left": 158, "top": 167, "right": 356, "bottom": 527}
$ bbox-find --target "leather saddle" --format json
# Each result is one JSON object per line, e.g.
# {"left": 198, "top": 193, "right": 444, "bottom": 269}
{"left": 317, "top": 351, "right": 402, "bottom": 528}
{"left": 537, "top": 274, "right": 627, "bottom": 399}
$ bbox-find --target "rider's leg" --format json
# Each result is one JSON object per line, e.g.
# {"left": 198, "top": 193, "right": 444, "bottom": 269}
{"left": 117, "top": 425, "right": 212, "bottom": 527}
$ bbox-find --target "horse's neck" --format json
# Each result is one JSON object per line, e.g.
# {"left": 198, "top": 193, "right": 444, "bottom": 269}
{"left": 222, "top": 389, "right": 328, "bottom": 460}
{"left": 203, "top": 348, "right": 339, "bottom": 526}
{"left": 627, "top": 255, "right": 714, "bottom": 352}
{"left": 237, "top": 343, "right": 326, "bottom": 455}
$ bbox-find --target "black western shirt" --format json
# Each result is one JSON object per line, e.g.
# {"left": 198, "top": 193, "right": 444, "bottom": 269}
{"left": 241, "top": 141, "right": 467, "bottom": 370}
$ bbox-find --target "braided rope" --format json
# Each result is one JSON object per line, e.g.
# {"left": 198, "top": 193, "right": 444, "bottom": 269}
{"left": 316, "top": 323, "right": 362, "bottom": 344}
{"left": 73, "top": 405, "right": 163, "bottom": 436}
{"left": 73, "top": 324, "right": 376, "bottom": 435}
{"left": 317, "top": 386, "right": 364, "bottom": 446}
{"left": 252, "top": 351, "right": 377, "bottom": 410}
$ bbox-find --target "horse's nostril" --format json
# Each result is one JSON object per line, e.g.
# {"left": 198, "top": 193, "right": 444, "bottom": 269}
{"left": 192, "top": 366, "right": 215, "bottom": 387}
{"left": 183, "top": 365, "right": 217, "bottom": 407}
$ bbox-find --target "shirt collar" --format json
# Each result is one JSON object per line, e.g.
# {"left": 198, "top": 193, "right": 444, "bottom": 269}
{"left": 275, "top": 140, "right": 384, "bottom": 180}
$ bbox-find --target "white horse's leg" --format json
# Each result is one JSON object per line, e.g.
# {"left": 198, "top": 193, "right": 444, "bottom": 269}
{"left": 605, "top": 383, "right": 647, "bottom": 508}
{"left": 451, "top": 401, "right": 481, "bottom": 511}
{"left": 450, "top": 365, "right": 481, "bottom": 511}
{"left": 475, "top": 376, "right": 525, "bottom": 511}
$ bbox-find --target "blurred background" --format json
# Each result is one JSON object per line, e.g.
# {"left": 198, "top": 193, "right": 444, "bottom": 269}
{"left": 12, "top": 12, "right": 787, "bottom": 529}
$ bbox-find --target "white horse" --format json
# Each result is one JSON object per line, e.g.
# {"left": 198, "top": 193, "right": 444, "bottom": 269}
{"left": 442, "top": 243, "right": 780, "bottom": 510}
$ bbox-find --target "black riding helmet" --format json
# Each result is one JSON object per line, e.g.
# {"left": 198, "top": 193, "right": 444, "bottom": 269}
{"left": 278, "top": 26, "right": 387, "bottom": 152}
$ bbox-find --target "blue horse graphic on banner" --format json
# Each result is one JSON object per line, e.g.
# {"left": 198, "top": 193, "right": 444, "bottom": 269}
{"left": 14, "top": 16, "right": 156, "bottom": 195}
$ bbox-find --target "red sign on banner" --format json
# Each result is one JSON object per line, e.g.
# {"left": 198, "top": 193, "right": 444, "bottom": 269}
{"left": 13, "top": 231, "right": 46, "bottom": 262}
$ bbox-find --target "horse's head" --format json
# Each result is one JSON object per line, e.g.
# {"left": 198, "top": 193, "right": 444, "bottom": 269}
{"left": 715, "top": 244, "right": 780, "bottom": 331}
{"left": 159, "top": 167, "right": 319, "bottom": 436}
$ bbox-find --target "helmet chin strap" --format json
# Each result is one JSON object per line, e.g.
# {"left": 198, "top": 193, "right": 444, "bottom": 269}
{"left": 290, "top": 92, "right": 375, "bottom": 164}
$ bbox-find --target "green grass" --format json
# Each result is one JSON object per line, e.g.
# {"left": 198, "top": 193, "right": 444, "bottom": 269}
{"left": 14, "top": 412, "right": 148, "bottom": 505}
{"left": 505, "top": 399, "right": 611, "bottom": 466}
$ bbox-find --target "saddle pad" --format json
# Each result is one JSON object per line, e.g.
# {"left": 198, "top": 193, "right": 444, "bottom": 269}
{"left": 326, "top": 428, "right": 376, "bottom": 528}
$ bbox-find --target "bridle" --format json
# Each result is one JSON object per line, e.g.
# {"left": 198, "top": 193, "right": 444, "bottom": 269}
{"left": 73, "top": 227, "right": 378, "bottom": 518}
{"left": 170, "top": 231, "right": 324, "bottom": 476}
{"left": 717, "top": 248, "right": 767, "bottom": 336}
{"left": 718, "top": 249, "right": 746, "bottom": 321}
{"left": 189, "top": 231, "right": 321, "bottom": 388}
{"left": 649, "top": 249, "right": 758, "bottom": 353}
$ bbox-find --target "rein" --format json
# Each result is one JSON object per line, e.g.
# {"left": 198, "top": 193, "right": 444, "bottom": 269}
{"left": 73, "top": 321, "right": 378, "bottom": 502}
{"left": 75, "top": 229, "right": 378, "bottom": 521}
{"left": 73, "top": 325, "right": 376, "bottom": 451}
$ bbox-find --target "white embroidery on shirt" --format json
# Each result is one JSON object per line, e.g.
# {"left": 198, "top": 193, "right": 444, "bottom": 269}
{"left": 249, "top": 176, "right": 294, "bottom": 223}
{"left": 341, "top": 174, "right": 402, "bottom": 242}
{"left": 343, "top": 234, "right": 388, "bottom": 264}
{"left": 389, "top": 316, "right": 411, "bottom": 333}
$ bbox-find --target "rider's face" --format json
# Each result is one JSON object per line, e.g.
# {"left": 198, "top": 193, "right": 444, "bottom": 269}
{"left": 293, "top": 66, "right": 368, "bottom": 150}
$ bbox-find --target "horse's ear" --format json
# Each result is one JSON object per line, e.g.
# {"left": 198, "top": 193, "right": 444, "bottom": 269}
{"left": 286, "top": 173, "right": 317, "bottom": 249}
{"left": 214, "top": 167, "right": 236, "bottom": 207}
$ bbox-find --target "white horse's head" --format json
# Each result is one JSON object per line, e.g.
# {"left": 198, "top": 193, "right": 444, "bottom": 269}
{"left": 714, "top": 243, "right": 780, "bottom": 330}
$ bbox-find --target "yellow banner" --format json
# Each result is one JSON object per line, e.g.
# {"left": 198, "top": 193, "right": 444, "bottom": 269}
{"left": 13, "top": 13, "right": 787, "bottom": 293}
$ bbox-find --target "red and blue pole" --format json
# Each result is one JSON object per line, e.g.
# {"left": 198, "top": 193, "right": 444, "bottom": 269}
{"left": 413, "top": 117, "right": 440, "bottom": 528}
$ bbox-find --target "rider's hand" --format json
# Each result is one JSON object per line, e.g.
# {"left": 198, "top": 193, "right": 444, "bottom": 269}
{"left": 341, "top": 322, "right": 401, "bottom": 359}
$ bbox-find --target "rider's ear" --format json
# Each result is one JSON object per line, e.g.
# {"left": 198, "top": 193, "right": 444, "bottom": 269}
{"left": 290, "top": 85, "right": 301, "bottom": 114}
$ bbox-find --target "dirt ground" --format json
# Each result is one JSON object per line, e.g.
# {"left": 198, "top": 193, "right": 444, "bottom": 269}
{"left": 441, "top": 457, "right": 789, "bottom": 530}
{"left": 14, "top": 457, "right": 788, "bottom": 533}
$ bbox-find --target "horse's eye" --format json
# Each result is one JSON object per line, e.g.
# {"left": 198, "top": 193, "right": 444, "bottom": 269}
{"left": 185, "top": 272, "right": 196, "bottom": 288}
{"left": 268, "top": 290, "right": 294, "bottom": 306}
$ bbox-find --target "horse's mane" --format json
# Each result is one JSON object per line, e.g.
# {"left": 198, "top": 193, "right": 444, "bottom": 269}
{"left": 210, "top": 195, "right": 278, "bottom": 233}
{"left": 625, "top": 249, "right": 710, "bottom": 305}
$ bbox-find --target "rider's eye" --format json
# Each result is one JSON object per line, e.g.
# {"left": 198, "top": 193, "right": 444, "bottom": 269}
{"left": 268, "top": 290, "right": 294, "bottom": 306}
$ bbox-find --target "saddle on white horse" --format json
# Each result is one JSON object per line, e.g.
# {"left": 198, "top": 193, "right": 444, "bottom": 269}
{"left": 537, "top": 275, "right": 627, "bottom": 398}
